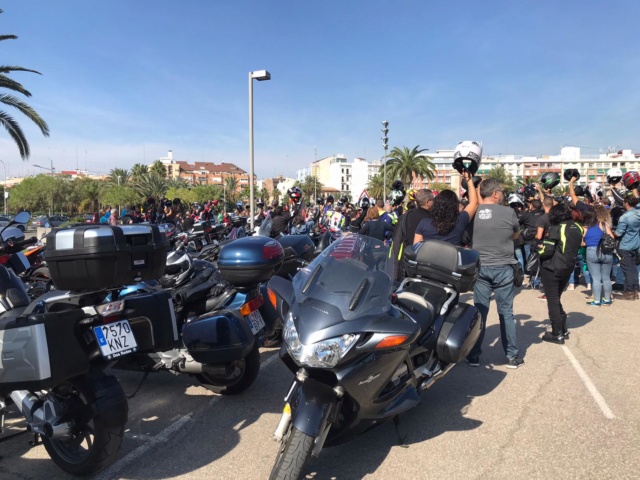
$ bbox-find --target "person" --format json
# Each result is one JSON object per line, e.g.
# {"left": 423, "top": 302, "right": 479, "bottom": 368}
{"left": 100, "top": 206, "right": 112, "bottom": 224}
{"left": 109, "top": 210, "right": 119, "bottom": 226}
{"left": 466, "top": 178, "right": 523, "bottom": 369}
{"left": 519, "top": 198, "right": 544, "bottom": 288}
{"left": 326, "top": 204, "right": 345, "bottom": 232}
{"left": 390, "top": 189, "right": 434, "bottom": 281}
{"left": 569, "top": 176, "right": 594, "bottom": 215}
{"left": 413, "top": 171, "right": 478, "bottom": 247}
{"left": 380, "top": 201, "right": 398, "bottom": 226}
{"left": 568, "top": 208, "right": 591, "bottom": 291}
{"left": 583, "top": 207, "right": 614, "bottom": 306}
{"left": 270, "top": 206, "right": 290, "bottom": 237}
{"left": 360, "top": 207, "right": 393, "bottom": 242}
{"left": 534, "top": 195, "right": 554, "bottom": 299}
{"left": 614, "top": 194, "right": 640, "bottom": 300}
{"left": 538, "top": 203, "right": 584, "bottom": 344}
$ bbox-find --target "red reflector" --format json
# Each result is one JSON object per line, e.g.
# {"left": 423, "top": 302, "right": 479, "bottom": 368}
{"left": 0, "top": 255, "right": 8, "bottom": 265}
{"left": 262, "top": 241, "right": 284, "bottom": 260}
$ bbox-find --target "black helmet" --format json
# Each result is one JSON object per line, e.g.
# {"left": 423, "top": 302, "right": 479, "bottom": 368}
{"left": 359, "top": 197, "right": 370, "bottom": 208}
{"left": 563, "top": 169, "right": 580, "bottom": 182}
{"left": 387, "top": 189, "right": 405, "bottom": 206}
{"left": 326, "top": 195, "right": 334, "bottom": 203}
{"left": 256, "top": 197, "right": 264, "bottom": 208}
{"left": 540, "top": 172, "right": 560, "bottom": 190}
{"left": 461, "top": 175, "right": 482, "bottom": 191}
{"left": 339, "top": 195, "right": 349, "bottom": 204}
{"left": 391, "top": 180, "right": 405, "bottom": 192}
{"left": 172, "top": 197, "right": 181, "bottom": 206}
{"left": 523, "top": 184, "right": 537, "bottom": 198}
{"left": 573, "top": 185, "right": 585, "bottom": 197}
{"left": 316, "top": 196, "right": 325, "bottom": 206}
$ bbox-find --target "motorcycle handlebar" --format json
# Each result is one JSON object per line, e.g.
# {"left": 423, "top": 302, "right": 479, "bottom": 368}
{"left": 0, "top": 236, "right": 38, "bottom": 253}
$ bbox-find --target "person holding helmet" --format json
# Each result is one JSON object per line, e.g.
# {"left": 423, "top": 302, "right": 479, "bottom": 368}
{"left": 452, "top": 141, "right": 482, "bottom": 176}
{"left": 467, "top": 177, "right": 524, "bottom": 368}
{"left": 614, "top": 192, "right": 640, "bottom": 300}
{"left": 569, "top": 175, "right": 594, "bottom": 214}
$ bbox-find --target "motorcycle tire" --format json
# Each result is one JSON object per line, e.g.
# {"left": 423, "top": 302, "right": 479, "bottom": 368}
{"left": 269, "top": 426, "right": 314, "bottom": 480}
{"left": 195, "top": 342, "right": 260, "bottom": 395}
{"left": 42, "top": 372, "right": 127, "bottom": 476}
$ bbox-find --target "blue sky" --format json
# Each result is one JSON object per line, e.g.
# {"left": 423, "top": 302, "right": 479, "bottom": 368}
{"left": 2, "top": 0, "right": 640, "bottom": 179}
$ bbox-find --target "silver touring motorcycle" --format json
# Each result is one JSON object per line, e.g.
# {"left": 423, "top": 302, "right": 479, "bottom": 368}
{"left": 267, "top": 235, "right": 482, "bottom": 479}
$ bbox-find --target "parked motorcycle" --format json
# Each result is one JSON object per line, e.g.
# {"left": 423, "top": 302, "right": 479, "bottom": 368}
{"left": 266, "top": 235, "right": 482, "bottom": 479}
{"left": 0, "top": 215, "right": 159, "bottom": 475}
{"left": 114, "top": 235, "right": 285, "bottom": 395}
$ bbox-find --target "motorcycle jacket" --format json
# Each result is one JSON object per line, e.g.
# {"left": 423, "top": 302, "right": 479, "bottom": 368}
{"left": 539, "top": 220, "right": 584, "bottom": 276}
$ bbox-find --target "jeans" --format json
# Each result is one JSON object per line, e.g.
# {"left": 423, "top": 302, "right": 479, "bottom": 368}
{"left": 620, "top": 249, "right": 639, "bottom": 292}
{"left": 570, "top": 251, "right": 591, "bottom": 286}
{"left": 585, "top": 246, "right": 613, "bottom": 302}
{"left": 469, "top": 265, "right": 518, "bottom": 360}
{"left": 290, "top": 221, "right": 314, "bottom": 235}
{"left": 541, "top": 267, "right": 571, "bottom": 336}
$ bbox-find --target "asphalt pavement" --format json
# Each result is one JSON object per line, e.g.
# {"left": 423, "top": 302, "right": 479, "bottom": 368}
{"left": 2, "top": 283, "right": 639, "bottom": 480}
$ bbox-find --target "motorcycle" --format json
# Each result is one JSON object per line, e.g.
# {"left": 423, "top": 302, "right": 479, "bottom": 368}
{"left": 0, "top": 214, "right": 141, "bottom": 476}
{"left": 266, "top": 235, "right": 482, "bottom": 479}
{"left": 113, "top": 235, "right": 285, "bottom": 395}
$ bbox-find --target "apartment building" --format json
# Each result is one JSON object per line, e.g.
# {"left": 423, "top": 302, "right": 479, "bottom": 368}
{"left": 158, "top": 150, "right": 253, "bottom": 191}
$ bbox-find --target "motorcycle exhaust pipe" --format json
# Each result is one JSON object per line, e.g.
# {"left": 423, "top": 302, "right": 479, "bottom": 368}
{"left": 10, "top": 391, "right": 73, "bottom": 439}
{"left": 176, "top": 354, "right": 228, "bottom": 376}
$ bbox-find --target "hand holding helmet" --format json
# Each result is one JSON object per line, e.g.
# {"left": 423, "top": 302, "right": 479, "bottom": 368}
{"left": 452, "top": 140, "right": 482, "bottom": 175}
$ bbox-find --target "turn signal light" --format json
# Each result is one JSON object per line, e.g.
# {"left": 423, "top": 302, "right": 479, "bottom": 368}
{"left": 239, "top": 294, "right": 265, "bottom": 316}
{"left": 375, "top": 335, "right": 408, "bottom": 349}
{"left": 267, "top": 288, "right": 277, "bottom": 308}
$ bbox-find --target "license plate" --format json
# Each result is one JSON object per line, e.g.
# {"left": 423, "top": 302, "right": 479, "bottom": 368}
{"left": 245, "top": 310, "right": 265, "bottom": 335}
{"left": 93, "top": 320, "right": 138, "bottom": 360}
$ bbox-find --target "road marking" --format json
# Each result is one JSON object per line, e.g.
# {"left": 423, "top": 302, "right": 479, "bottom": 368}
{"left": 97, "top": 349, "right": 281, "bottom": 479}
{"left": 95, "top": 413, "right": 193, "bottom": 480}
{"left": 562, "top": 345, "right": 615, "bottom": 420}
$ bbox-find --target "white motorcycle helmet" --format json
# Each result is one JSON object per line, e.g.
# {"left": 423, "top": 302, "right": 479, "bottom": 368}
{"left": 507, "top": 193, "right": 524, "bottom": 207}
{"left": 160, "top": 250, "right": 192, "bottom": 288}
{"left": 453, "top": 140, "right": 482, "bottom": 175}
{"left": 606, "top": 168, "right": 623, "bottom": 185}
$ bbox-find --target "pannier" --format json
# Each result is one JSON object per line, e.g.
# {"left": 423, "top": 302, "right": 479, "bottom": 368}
{"left": 217, "top": 236, "right": 284, "bottom": 289}
{"left": 403, "top": 240, "right": 479, "bottom": 293}
{"left": 44, "top": 225, "right": 169, "bottom": 291}
{"left": 436, "top": 303, "right": 482, "bottom": 364}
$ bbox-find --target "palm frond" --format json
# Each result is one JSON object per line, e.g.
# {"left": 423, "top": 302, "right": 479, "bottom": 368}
{"left": 0, "top": 110, "right": 29, "bottom": 158}
{"left": 0, "top": 74, "right": 32, "bottom": 96}
{"left": 0, "top": 65, "right": 42, "bottom": 75}
{"left": 0, "top": 93, "right": 50, "bottom": 135}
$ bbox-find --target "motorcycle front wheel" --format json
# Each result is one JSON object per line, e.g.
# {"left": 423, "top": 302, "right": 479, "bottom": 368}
{"left": 269, "top": 426, "right": 314, "bottom": 480}
{"left": 42, "top": 373, "right": 127, "bottom": 476}
{"left": 195, "top": 342, "right": 261, "bottom": 395}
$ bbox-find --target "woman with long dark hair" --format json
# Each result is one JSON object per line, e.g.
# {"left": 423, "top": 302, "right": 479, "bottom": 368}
{"left": 583, "top": 206, "right": 615, "bottom": 305}
{"left": 413, "top": 171, "right": 478, "bottom": 246}
{"left": 539, "top": 203, "right": 585, "bottom": 344}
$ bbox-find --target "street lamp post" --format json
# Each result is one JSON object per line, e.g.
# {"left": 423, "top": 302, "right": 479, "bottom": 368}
{"left": 0, "top": 159, "right": 6, "bottom": 216}
{"left": 382, "top": 121, "right": 389, "bottom": 199}
{"left": 33, "top": 159, "right": 55, "bottom": 216}
{"left": 249, "top": 69, "right": 271, "bottom": 231}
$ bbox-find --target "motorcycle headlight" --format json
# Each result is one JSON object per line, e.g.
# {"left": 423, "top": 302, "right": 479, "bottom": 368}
{"left": 283, "top": 312, "right": 358, "bottom": 368}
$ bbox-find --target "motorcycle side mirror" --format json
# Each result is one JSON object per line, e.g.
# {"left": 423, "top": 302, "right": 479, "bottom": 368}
{"left": 14, "top": 212, "right": 31, "bottom": 224}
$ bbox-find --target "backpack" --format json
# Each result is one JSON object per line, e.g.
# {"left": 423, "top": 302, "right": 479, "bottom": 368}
{"left": 596, "top": 222, "right": 616, "bottom": 256}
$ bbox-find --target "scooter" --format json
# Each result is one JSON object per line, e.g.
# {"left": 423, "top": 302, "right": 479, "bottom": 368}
{"left": 266, "top": 235, "right": 482, "bottom": 479}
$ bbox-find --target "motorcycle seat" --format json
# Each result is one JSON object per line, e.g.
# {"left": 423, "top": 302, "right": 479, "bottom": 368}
{"left": 395, "top": 291, "right": 435, "bottom": 334}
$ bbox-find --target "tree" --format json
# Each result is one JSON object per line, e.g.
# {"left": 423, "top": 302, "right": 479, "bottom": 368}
{"left": 0, "top": 10, "right": 50, "bottom": 160}
{"left": 166, "top": 176, "right": 188, "bottom": 189}
{"left": 149, "top": 160, "right": 166, "bottom": 177}
{"left": 366, "top": 173, "right": 385, "bottom": 202}
{"left": 8, "top": 174, "right": 56, "bottom": 213}
{"left": 258, "top": 187, "right": 269, "bottom": 203}
{"left": 131, "top": 163, "right": 148, "bottom": 180}
{"left": 486, "top": 165, "right": 516, "bottom": 192}
{"left": 516, "top": 176, "right": 536, "bottom": 187}
{"left": 76, "top": 177, "right": 101, "bottom": 213}
{"left": 384, "top": 146, "right": 435, "bottom": 187}
{"left": 428, "top": 182, "right": 453, "bottom": 193}
{"left": 294, "top": 175, "right": 323, "bottom": 201}
{"left": 135, "top": 173, "right": 167, "bottom": 201}
{"left": 107, "top": 168, "right": 130, "bottom": 186}
{"left": 224, "top": 176, "right": 238, "bottom": 209}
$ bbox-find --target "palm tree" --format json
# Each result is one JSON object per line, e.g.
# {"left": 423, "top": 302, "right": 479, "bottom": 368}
{"left": 135, "top": 173, "right": 168, "bottom": 201}
{"left": 77, "top": 178, "right": 101, "bottom": 213}
{"left": 487, "top": 165, "right": 516, "bottom": 191}
{"left": 131, "top": 163, "right": 148, "bottom": 180}
{"left": 258, "top": 187, "right": 270, "bottom": 203}
{"left": 516, "top": 176, "right": 536, "bottom": 187}
{"left": 107, "top": 168, "right": 130, "bottom": 186}
{"left": 224, "top": 176, "right": 238, "bottom": 208}
{"left": 166, "top": 176, "right": 188, "bottom": 189}
{"left": 384, "top": 146, "right": 435, "bottom": 188}
{"left": 295, "top": 175, "right": 323, "bottom": 200}
{"left": 366, "top": 173, "right": 385, "bottom": 201}
{"left": 0, "top": 11, "right": 50, "bottom": 159}
{"left": 149, "top": 160, "right": 166, "bottom": 177}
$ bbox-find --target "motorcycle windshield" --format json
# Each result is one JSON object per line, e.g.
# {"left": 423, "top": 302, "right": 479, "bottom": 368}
{"left": 292, "top": 234, "right": 393, "bottom": 322}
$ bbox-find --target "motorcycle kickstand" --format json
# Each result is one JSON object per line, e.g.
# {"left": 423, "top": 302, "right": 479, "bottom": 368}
{"left": 127, "top": 371, "right": 150, "bottom": 399}
{"left": 29, "top": 433, "right": 41, "bottom": 447}
{"left": 393, "top": 416, "right": 409, "bottom": 448}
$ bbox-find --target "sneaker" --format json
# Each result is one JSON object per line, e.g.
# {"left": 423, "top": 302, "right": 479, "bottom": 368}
{"left": 465, "top": 357, "right": 480, "bottom": 367}
{"left": 568, "top": 284, "right": 575, "bottom": 291}
{"left": 586, "top": 301, "right": 601, "bottom": 307}
{"left": 602, "top": 299, "right": 613, "bottom": 305}
{"left": 506, "top": 356, "right": 524, "bottom": 369}
{"left": 538, "top": 294, "right": 547, "bottom": 301}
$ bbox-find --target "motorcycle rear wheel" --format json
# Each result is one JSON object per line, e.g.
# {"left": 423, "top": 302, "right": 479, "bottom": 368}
{"left": 269, "top": 426, "right": 314, "bottom": 480}
{"left": 42, "top": 373, "right": 127, "bottom": 476}
{"left": 195, "top": 342, "right": 260, "bottom": 395}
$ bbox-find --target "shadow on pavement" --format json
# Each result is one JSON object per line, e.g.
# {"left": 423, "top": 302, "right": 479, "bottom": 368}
{"left": 303, "top": 361, "right": 507, "bottom": 479}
